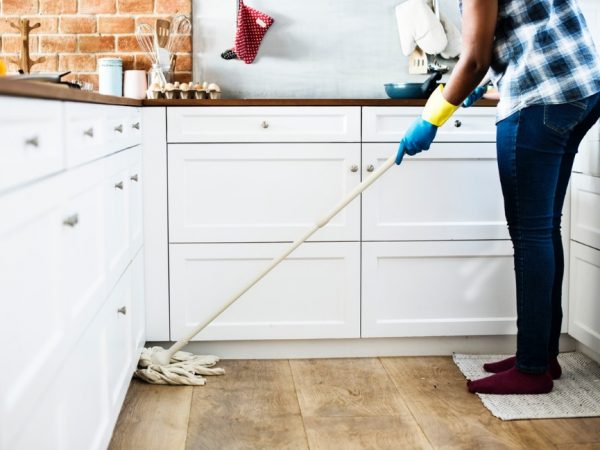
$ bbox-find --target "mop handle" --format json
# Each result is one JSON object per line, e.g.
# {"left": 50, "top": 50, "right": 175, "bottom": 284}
{"left": 166, "top": 154, "right": 399, "bottom": 359}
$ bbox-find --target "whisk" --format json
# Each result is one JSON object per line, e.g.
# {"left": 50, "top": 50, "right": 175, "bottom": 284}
{"left": 135, "top": 23, "right": 167, "bottom": 86}
{"left": 166, "top": 15, "right": 192, "bottom": 70}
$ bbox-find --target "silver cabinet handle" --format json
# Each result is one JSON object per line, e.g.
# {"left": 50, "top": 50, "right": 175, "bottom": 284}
{"left": 132, "top": 122, "right": 140, "bottom": 130}
{"left": 62, "top": 214, "right": 79, "bottom": 227}
{"left": 350, "top": 164, "right": 359, "bottom": 173}
{"left": 130, "top": 174, "right": 139, "bottom": 182}
{"left": 261, "top": 120, "right": 269, "bottom": 129}
{"left": 114, "top": 124, "right": 124, "bottom": 133}
{"left": 83, "top": 127, "right": 94, "bottom": 138}
{"left": 454, "top": 120, "right": 462, "bottom": 128}
{"left": 114, "top": 181, "right": 124, "bottom": 190}
{"left": 117, "top": 306, "right": 127, "bottom": 315}
{"left": 367, "top": 164, "right": 375, "bottom": 172}
{"left": 25, "top": 136, "right": 39, "bottom": 147}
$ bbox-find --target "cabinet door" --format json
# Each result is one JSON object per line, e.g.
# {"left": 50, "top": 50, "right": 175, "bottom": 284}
{"left": 362, "top": 143, "right": 508, "bottom": 241}
{"left": 128, "top": 146, "right": 144, "bottom": 255}
{"left": 0, "top": 176, "right": 65, "bottom": 446}
{"left": 571, "top": 173, "right": 600, "bottom": 250}
{"left": 362, "top": 107, "right": 496, "bottom": 143}
{"left": 104, "top": 151, "right": 131, "bottom": 291}
{"left": 170, "top": 242, "right": 360, "bottom": 340}
{"left": 361, "top": 241, "right": 517, "bottom": 337}
{"left": 569, "top": 242, "right": 600, "bottom": 353}
{"left": 168, "top": 143, "right": 361, "bottom": 242}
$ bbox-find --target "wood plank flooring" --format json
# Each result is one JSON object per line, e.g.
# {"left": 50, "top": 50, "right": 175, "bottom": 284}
{"left": 108, "top": 357, "right": 600, "bottom": 450}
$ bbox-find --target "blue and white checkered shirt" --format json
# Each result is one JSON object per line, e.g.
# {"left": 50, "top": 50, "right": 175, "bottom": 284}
{"left": 462, "top": 0, "right": 600, "bottom": 121}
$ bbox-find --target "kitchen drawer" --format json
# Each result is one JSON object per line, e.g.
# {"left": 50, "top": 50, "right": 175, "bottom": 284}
{"left": 104, "top": 105, "right": 137, "bottom": 154}
{"left": 168, "top": 143, "right": 361, "bottom": 242}
{"left": 362, "top": 143, "right": 508, "bottom": 241}
{"left": 571, "top": 173, "right": 600, "bottom": 250}
{"left": 65, "top": 102, "right": 108, "bottom": 168}
{"left": 361, "top": 241, "right": 517, "bottom": 338}
{"left": 569, "top": 241, "right": 600, "bottom": 354}
{"left": 167, "top": 107, "right": 361, "bottom": 143}
{"left": 169, "top": 242, "right": 360, "bottom": 340}
{"left": 362, "top": 106, "right": 497, "bottom": 142}
{"left": 0, "top": 97, "right": 64, "bottom": 192}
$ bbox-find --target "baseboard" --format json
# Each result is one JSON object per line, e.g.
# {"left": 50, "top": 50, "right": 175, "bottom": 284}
{"left": 576, "top": 340, "right": 600, "bottom": 364}
{"left": 146, "top": 334, "right": 577, "bottom": 360}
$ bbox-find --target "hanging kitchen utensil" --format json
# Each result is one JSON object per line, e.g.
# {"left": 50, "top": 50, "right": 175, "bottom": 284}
{"left": 156, "top": 19, "right": 171, "bottom": 49}
{"left": 408, "top": 47, "right": 428, "bottom": 75}
{"left": 221, "top": 0, "right": 274, "bottom": 64}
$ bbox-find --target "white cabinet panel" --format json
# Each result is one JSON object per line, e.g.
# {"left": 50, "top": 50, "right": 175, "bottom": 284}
{"left": 0, "top": 97, "right": 63, "bottom": 192}
{"left": 131, "top": 249, "right": 146, "bottom": 353}
{"left": 168, "top": 143, "right": 361, "bottom": 242}
{"left": 362, "top": 107, "right": 497, "bottom": 142}
{"left": 361, "top": 241, "right": 517, "bottom": 337}
{"left": 65, "top": 102, "right": 108, "bottom": 168}
{"left": 170, "top": 242, "right": 360, "bottom": 340}
{"left": 362, "top": 143, "right": 508, "bottom": 241}
{"left": 167, "top": 107, "right": 361, "bottom": 143}
{"left": 569, "top": 242, "right": 600, "bottom": 354}
{"left": 571, "top": 173, "right": 600, "bottom": 250}
{"left": 128, "top": 146, "right": 144, "bottom": 254}
{"left": 104, "top": 151, "right": 131, "bottom": 291}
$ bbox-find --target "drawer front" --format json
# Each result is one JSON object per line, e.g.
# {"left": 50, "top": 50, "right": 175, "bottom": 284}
{"left": 0, "top": 97, "right": 63, "bottom": 192}
{"left": 169, "top": 242, "right": 360, "bottom": 340}
{"left": 168, "top": 143, "right": 361, "bottom": 242}
{"left": 65, "top": 102, "right": 108, "bottom": 168}
{"left": 361, "top": 241, "right": 517, "bottom": 338}
{"left": 362, "top": 143, "right": 509, "bottom": 241}
{"left": 104, "top": 105, "right": 136, "bottom": 154}
{"left": 167, "top": 107, "right": 361, "bottom": 142}
{"left": 571, "top": 173, "right": 600, "bottom": 251}
{"left": 362, "top": 106, "right": 497, "bottom": 142}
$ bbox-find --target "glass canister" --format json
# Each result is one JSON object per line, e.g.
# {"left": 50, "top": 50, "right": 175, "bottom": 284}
{"left": 98, "top": 57, "right": 123, "bottom": 96}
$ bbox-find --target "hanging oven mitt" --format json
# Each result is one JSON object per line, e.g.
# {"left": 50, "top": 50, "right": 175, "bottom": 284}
{"left": 221, "top": 0, "right": 274, "bottom": 64}
{"left": 395, "top": 0, "right": 447, "bottom": 56}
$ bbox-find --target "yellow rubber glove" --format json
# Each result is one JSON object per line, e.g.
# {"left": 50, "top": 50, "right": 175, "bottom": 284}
{"left": 0, "top": 59, "right": 7, "bottom": 77}
{"left": 421, "top": 84, "right": 460, "bottom": 127}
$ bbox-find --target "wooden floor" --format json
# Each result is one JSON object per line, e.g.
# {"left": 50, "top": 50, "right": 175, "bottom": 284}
{"left": 108, "top": 357, "right": 600, "bottom": 450}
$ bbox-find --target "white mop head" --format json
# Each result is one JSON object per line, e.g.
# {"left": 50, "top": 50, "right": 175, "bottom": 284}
{"left": 134, "top": 346, "right": 225, "bottom": 385}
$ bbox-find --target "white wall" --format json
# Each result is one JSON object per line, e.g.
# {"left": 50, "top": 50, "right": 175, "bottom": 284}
{"left": 192, "top": 0, "right": 461, "bottom": 98}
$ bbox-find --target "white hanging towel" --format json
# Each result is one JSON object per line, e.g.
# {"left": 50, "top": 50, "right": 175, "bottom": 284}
{"left": 395, "top": 0, "right": 448, "bottom": 56}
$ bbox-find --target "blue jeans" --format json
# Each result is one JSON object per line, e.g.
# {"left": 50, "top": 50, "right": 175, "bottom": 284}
{"left": 496, "top": 92, "right": 600, "bottom": 374}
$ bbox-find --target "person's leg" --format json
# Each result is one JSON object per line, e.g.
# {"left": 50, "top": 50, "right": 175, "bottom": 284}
{"left": 469, "top": 97, "right": 598, "bottom": 394}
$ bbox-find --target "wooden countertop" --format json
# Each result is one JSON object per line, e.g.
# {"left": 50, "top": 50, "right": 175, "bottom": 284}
{"left": 0, "top": 79, "right": 498, "bottom": 107}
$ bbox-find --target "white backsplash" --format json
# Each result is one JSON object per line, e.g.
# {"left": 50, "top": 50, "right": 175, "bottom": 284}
{"left": 192, "top": 0, "right": 461, "bottom": 98}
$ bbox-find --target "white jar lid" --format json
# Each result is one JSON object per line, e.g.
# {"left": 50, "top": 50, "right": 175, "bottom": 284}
{"left": 98, "top": 57, "right": 123, "bottom": 66}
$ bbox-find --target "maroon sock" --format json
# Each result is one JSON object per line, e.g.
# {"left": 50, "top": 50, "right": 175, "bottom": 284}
{"left": 483, "top": 356, "right": 562, "bottom": 379}
{"left": 467, "top": 367, "right": 553, "bottom": 394}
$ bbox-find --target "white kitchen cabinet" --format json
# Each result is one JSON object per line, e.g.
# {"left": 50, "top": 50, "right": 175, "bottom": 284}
{"left": 361, "top": 241, "right": 517, "bottom": 337}
{"left": 571, "top": 173, "right": 600, "bottom": 250}
{"left": 128, "top": 147, "right": 144, "bottom": 255}
{"left": 169, "top": 242, "right": 360, "bottom": 340}
{"left": 362, "top": 107, "right": 497, "bottom": 143}
{"left": 0, "top": 97, "right": 64, "bottom": 193}
{"left": 362, "top": 142, "right": 508, "bottom": 241}
{"left": 167, "top": 107, "right": 361, "bottom": 143}
{"left": 569, "top": 241, "right": 600, "bottom": 354}
{"left": 168, "top": 143, "right": 361, "bottom": 243}
{"left": 65, "top": 102, "right": 108, "bottom": 168}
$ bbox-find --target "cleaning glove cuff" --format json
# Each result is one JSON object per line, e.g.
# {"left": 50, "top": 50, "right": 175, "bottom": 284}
{"left": 422, "top": 85, "right": 459, "bottom": 127}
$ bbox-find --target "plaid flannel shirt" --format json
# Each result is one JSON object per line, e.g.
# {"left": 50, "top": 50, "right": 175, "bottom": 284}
{"left": 462, "top": 0, "right": 600, "bottom": 121}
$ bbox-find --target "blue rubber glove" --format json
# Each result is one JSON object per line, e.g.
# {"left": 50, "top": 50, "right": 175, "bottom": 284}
{"left": 462, "top": 85, "right": 488, "bottom": 108}
{"left": 395, "top": 118, "right": 438, "bottom": 164}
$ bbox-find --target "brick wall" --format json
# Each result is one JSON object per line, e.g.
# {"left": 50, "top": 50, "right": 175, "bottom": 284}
{"left": 0, "top": 0, "right": 192, "bottom": 89}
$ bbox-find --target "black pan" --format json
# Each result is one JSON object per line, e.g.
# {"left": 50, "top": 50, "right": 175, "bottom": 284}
{"left": 384, "top": 71, "right": 443, "bottom": 99}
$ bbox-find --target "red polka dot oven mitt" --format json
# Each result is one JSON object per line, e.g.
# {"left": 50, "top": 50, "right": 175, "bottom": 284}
{"left": 222, "top": 0, "right": 274, "bottom": 64}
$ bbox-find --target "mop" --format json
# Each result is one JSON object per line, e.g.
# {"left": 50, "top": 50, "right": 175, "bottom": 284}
{"left": 135, "top": 151, "right": 403, "bottom": 385}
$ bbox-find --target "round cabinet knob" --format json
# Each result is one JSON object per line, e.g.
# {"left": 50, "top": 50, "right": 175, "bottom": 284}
{"left": 454, "top": 119, "right": 462, "bottom": 128}
{"left": 114, "top": 181, "right": 124, "bottom": 190}
{"left": 261, "top": 121, "right": 269, "bottom": 129}
{"left": 117, "top": 306, "right": 127, "bottom": 315}
{"left": 25, "top": 136, "right": 39, "bottom": 148}
{"left": 83, "top": 128, "right": 94, "bottom": 138}
{"left": 114, "top": 124, "right": 124, "bottom": 133}
{"left": 62, "top": 214, "right": 79, "bottom": 227}
{"left": 350, "top": 164, "right": 359, "bottom": 172}
{"left": 366, "top": 164, "right": 375, "bottom": 173}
